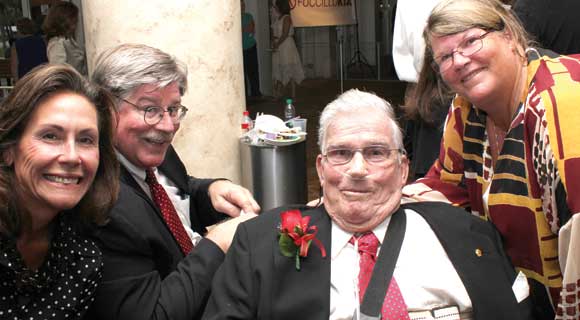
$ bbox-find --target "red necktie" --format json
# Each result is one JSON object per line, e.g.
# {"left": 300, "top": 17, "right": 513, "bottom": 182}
{"left": 352, "top": 232, "right": 410, "bottom": 320}
{"left": 145, "top": 169, "right": 193, "bottom": 255}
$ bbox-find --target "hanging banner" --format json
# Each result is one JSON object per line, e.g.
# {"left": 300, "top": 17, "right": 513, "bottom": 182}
{"left": 289, "top": 0, "right": 356, "bottom": 27}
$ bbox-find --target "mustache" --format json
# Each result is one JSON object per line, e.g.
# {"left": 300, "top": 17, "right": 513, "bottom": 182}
{"left": 142, "top": 131, "right": 174, "bottom": 143}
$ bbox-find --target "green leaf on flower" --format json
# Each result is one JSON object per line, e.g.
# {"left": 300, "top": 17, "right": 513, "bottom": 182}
{"left": 278, "top": 234, "right": 298, "bottom": 258}
{"left": 295, "top": 253, "right": 301, "bottom": 270}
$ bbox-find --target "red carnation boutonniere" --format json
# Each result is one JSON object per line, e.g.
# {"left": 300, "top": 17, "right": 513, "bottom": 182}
{"left": 278, "top": 209, "right": 327, "bottom": 270}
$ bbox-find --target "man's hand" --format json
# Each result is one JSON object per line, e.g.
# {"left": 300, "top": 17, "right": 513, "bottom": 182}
{"left": 205, "top": 213, "right": 257, "bottom": 252}
{"left": 208, "top": 180, "right": 260, "bottom": 217}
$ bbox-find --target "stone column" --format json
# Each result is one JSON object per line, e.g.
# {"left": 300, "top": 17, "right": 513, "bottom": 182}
{"left": 82, "top": 0, "right": 245, "bottom": 182}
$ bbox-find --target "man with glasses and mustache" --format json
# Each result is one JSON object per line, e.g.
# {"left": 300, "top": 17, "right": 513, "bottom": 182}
{"left": 202, "top": 89, "right": 532, "bottom": 320}
{"left": 87, "top": 44, "right": 259, "bottom": 320}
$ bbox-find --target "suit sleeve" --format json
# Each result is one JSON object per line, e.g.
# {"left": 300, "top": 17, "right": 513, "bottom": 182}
{"left": 202, "top": 223, "right": 256, "bottom": 320}
{"left": 188, "top": 176, "right": 229, "bottom": 226}
{"left": 88, "top": 188, "right": 225, "bottom": 320}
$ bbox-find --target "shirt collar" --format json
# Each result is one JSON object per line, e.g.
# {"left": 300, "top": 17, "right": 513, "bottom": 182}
{"left": 331, "top": 214, "right": 392, "bottom": 259}
{"left": 116, "top": 150, "right": 151, "bottom": 182}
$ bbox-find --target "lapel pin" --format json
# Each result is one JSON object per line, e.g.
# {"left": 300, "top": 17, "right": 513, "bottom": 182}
{"left": 475, "top": 248, "right": 483, "bottom": 257}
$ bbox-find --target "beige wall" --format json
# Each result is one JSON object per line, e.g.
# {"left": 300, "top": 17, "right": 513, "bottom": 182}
{"left": 82, "top": 0, "right": 245, "bottom": 182}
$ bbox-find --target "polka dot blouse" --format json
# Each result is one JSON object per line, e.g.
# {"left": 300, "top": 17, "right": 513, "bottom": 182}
{"left": 0, "top": 214, "right": 103, "bottom": 320}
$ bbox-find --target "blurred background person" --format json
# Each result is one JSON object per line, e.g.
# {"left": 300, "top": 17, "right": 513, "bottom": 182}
{"left": 9, "top": 17, "right": 48, "bottom": 82}
{"left": 403, "top": 0, "right": 580, "bottom": 318}
{"left": 513, "top": 0, "right": 580, "bottom": 55}
{"left": 241, "top": 0, "right": 262, "bottom": 99}
{"left": 0, "top": 64, "right": 119, "bottom": 318}
{"left": 392, "top": 0, "right": 448, "bottom": 181}
{"left": 42, "top": 1, "right": 87, "bottom": 75}
{"left": 270, "top": 0, "right": 304, "bottom": 98}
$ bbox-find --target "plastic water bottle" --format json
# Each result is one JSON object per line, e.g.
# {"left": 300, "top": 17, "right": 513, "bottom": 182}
{"left": 241, "top": 110, "right": 253, "bottom": 133}
{"left": 284, "top": 98, "right": 295, "bottom": 123}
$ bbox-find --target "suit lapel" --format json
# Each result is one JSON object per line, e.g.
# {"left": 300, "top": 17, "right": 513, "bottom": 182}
{"left": 157, "top": 146, "right": 209, "bottom": 233}
{"left": 120, "top": 165, "right": 151, "bottom": 203}
{"left": 158, "top": 146, "right": 188, "bottom": 192}
{"left": 271, "top": 206, "right": 331, "bottom": 319}
{"left": 120, "top": 163, "right": 185, "bottom": 258}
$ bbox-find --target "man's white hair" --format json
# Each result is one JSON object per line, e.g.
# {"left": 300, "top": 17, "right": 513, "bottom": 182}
{"left": 318, "top": 89, "right": 404, "bottom": 154}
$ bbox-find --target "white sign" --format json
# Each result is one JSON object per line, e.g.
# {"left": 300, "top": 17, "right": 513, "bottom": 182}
{"left": 289, "top": 0, "right": 356, "bottom": 27}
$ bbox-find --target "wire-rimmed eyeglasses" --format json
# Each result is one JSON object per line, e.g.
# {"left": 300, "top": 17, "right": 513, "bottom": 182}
{"left": 322, "top": 146, "right": 405, "bottom": 166}
{"left": 120, "top": 98, "right": 188, "bottom": 126}
{"left": 431, "top": 30, "right": 495, "bottom": 73}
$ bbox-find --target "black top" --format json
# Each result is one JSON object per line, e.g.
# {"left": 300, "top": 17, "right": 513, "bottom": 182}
{"left": 14, "top": 35, "right": 48, "bottom": 78}
{"left": 0, "top": 213, "right": 102, "bottom": 319}
{"left": 513, "top": 0, "right": 580, "bottom": 55}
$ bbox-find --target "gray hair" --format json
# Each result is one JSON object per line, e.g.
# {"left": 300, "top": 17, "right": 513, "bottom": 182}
{"left": 91, "top": 43, "right": 188, "bottom": 103}
{"left": 318, "top": 89, "right": 404, "bottom": 154}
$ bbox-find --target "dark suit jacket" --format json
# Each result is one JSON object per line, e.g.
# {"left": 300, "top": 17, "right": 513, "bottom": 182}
{"left": 203, "top": 202, "right": 533, "bottom": 320}
{"left": 88, "top": 146, "right": 227, "bottom": 320}
{"left": 513, "top": 0, "right": 580, "bottom": 55}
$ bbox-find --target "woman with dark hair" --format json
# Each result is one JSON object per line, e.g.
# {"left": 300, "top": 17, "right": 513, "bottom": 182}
{"left": 0, "top": 64, "right": 119, "bottom": 319}
{"left": 42, "top": 1, "right": 87, "bottom": 75}
{"left": 403, "top": 0, "right": 580, "bottom": 318}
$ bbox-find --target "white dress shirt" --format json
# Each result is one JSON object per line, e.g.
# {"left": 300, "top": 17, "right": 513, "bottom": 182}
{"left": 329, "top": 209, "right": 473, "bottom": 320}
{"left": 117, "top": 152, "right": 202, "bottom": 246}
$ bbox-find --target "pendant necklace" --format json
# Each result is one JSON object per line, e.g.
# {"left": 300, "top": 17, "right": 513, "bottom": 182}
{"left": 487, "top": 118, "right": 506, "bottom": 165}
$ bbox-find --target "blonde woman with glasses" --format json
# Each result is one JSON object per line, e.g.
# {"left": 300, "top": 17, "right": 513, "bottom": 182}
{"left": 403, "top": 0, "right": 580, "bottom": 319}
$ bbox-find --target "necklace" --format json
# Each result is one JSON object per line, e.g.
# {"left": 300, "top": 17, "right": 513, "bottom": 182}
{"left": 487, "top": 117, "right": 506, "bottom": 165}
{"left": 486, "top": 60, "right": 527, "bottom": 164}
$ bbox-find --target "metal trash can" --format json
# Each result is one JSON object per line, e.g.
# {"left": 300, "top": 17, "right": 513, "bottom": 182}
{"left": 240, "top": 139, "right": 307, "bottom": 211}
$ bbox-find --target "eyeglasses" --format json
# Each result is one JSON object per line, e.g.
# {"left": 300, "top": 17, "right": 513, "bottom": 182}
{"left": 121, "top": 98, "right": 188, "bottom": 125}
{"left": 322, "top": 146, "right": 404, "bottom": 166}
{"left": 432, "top": 30, "right": 495, "bottom": 73}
